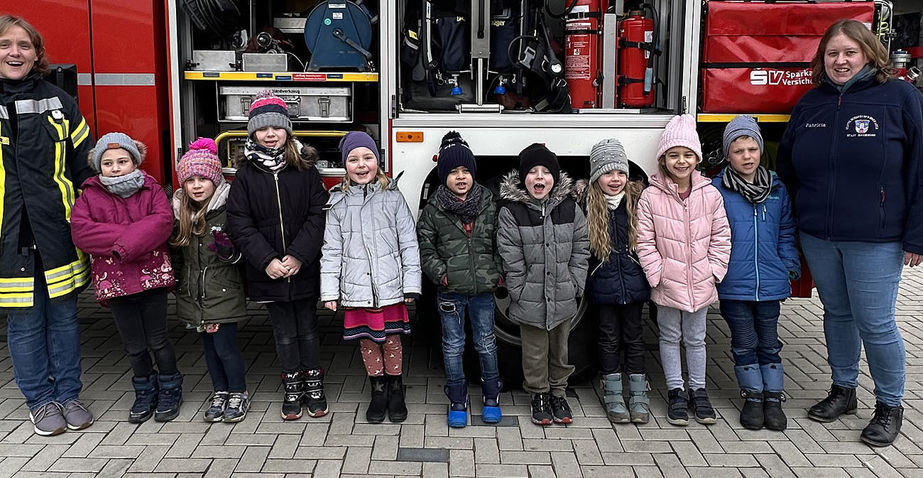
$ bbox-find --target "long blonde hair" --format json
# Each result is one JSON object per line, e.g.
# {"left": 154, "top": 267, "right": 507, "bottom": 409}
{"left": 587, "top": 179, "right": 643, "bottom": 262}
{"left": 810, "top": 19, "right": 893, "bottom": 85}
{"left": 170, "top": 191, "right": 209, "bottom": 247}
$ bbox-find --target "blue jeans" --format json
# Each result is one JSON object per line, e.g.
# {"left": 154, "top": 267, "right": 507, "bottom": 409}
{"left": 6, "top": 269, "right": 82, "bottom": 410}
{"left": 201, "top": 323, "right": 247, "bottom": 393}
{"left": 719, "top": 299, "right": 782, "bottom": 366}
{"left": 437, "top": 292, "right": 499, "bottom": 385}
{"left": 800, "top": 233, "right": 905, "bottom": 407}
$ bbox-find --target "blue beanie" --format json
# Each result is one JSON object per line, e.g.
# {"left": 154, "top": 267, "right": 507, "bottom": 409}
{"left": 339, "top": 131, "right": 380, "bottom": 164}
{"left": 722, "top": 115, "right": 764, "bottom": 159}
{"left": 437, "top": 131, "right": 477, "bottom": 184}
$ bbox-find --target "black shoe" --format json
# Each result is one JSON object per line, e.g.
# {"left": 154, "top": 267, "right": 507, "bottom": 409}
{"left": 303, "top": 369, "right": 328, "bottom": 418}
{"left": 222, "top": 392, "right": 249, "bottom": 423}
{"left": 807, "top": 385, "right": 857, "bottom": 423}
{"left": 763, "top": 391, "right": 787, "bottom": 431}
{"left": 281, "top": 371, "right": 304, "bottom": 420}
{"left": 530, "top": 393, "right": 553, "bottom": 426}
{"left": 690, "top": 388, "right": 716, "bottom": 425}
{"left": 387, "top": 374, "right": 408, "bottom": 423}
{"left": 366, "top": 375, "right": 388, "bottom": 424}
{"left": 154, "top": 373, "right": 183, "bottom": 422}
{"left": 739, "top": 389, "right": 764, "bottom": 430}
{"left": 667, "top": 388, "right": 689, "bottom": 426}
{"left": 550, "top": 395, "right": 573, "bottom": 424}
{"left": 203, "top": 391, "right": 228, "bottom": 423}
{"left": 129, "top": 374, "right": 158, "bottom": 424}
{"left": 861, "top": 402, "right": 903, "bottom": 447}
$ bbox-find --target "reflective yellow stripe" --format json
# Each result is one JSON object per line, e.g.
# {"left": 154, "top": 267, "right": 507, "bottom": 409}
{"left": 0, "top": 139, "right": 5, "bottom": 242}
{"left": 0, "top": 294, "right": 34, "bottom": 307}
{"left": 45, "top": 256, "right": 89, "bottom": 283}
{"left": 0, "top": 277, "right": 34, "bottom": 285}
{"left": 70, "top": 118, "right": 89, "bottom": 147}
{"left": 47, "top": 117, "right": 75, "bottom": 221}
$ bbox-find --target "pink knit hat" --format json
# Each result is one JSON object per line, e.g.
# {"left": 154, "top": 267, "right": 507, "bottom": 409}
{"left": 655, "top": 114, "right": 703, "bottom": 162}
{"left": 247, "top": 89, "right": 292, "bottom": 137}
{"left": 177, "top": 138, "right": 224, "bottom": 186}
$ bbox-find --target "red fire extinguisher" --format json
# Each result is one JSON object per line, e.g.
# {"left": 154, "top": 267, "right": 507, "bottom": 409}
{"left": 565, "top": 0, "right": 604, "bottom": 109}
{"left": 618, "top": 9, "right": 657, "bottom": 108}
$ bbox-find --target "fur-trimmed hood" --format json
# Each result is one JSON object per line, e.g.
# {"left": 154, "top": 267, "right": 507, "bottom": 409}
{"left": 171, "top": 180, "right": 232, "bottom": 217}
{"left": 499, "top": 169, "right": 576, "bottom": 205}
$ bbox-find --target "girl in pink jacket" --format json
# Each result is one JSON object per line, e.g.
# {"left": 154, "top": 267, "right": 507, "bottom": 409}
{"left": 636, "top": 115, "right": 731, "bottom": 427}
{"left": 71, "top": 132, "right": 181, "bottom": 425}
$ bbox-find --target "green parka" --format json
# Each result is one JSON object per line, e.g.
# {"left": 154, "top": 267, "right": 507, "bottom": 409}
{"left": 417, "top": 186, "right": 502, "bottom": 295}
{"left": 171, "top": 184, "right": 247, "bottom": 329}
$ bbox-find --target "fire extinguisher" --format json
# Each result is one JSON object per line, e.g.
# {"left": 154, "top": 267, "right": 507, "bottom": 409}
{"left": 564, "top": 0, "right": 603, "bottom": 109}
{"left": 618, "top": 8, "right": 658, "bottom": 108}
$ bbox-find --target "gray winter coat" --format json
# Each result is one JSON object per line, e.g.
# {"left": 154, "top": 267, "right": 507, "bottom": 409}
{"left": 320, "top": 176, "right": 422, "bottom": 308}
{"left": 497, "top": 171, "right": 589, "bottom": 330}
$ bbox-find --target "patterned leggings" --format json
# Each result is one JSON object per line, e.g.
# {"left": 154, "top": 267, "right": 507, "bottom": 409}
{"left": 359, "top": 335, "right": 403, "bottom": 376}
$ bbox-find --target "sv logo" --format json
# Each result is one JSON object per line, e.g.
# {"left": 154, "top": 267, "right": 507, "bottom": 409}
{"left": 750, "top": 70, "right": 784, "bottom": 86}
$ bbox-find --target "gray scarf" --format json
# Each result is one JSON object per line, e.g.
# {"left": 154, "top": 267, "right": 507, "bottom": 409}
{"left": 434, "top": 183, "right": 483, "bottom": 224}
{"left": 722, "top": 165, "right": 772, "bottom": 204}
{"left": 100, "top": 169, "right": 145, "bottom": 198}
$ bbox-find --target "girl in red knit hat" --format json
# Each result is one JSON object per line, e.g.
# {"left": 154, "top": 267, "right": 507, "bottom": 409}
{"left": 171, "top": 138, "right": 250, "bottom": 423}
{"left": 226, "top": 90, "right": 331, "bottom": 421}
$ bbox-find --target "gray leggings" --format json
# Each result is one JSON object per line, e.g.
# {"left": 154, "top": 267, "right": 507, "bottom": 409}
{"left": 657, "top": 305, "right": 708, "bottom": 390}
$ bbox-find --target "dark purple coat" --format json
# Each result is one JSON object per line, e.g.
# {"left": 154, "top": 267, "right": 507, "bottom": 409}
{"left": 71, "top": 172, "right": 175, "bottom": 305}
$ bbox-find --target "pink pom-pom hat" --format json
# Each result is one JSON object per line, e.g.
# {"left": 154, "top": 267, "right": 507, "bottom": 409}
{"left": 177, "top": 137, "right": 224, "bottom": 186}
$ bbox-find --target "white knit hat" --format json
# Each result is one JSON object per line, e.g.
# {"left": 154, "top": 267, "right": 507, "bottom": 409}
{"left": 656, "top": 114, "right": 703, "bottom": 161}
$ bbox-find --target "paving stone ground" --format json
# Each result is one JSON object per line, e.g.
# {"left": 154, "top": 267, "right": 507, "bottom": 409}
{"left": 0, "top": 267, "right": 921, "bottom": 477}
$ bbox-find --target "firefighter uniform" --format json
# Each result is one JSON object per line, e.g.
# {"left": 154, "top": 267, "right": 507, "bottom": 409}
{"left": 0, "top": 72, "right": 94, "bottom": 307}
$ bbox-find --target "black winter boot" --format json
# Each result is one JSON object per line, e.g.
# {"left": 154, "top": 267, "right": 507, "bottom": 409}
{"left": 739, "top": 389, "right": 764, "bottom": 430}
{"left": 281, "top": 371, "right": 304, "bottom": 420}
{"left": 808, "top": 384, "right": 857, "bottom": 423}
{"left": 303, "top": 369, "right": 328, "bottom": 418}
{"left": 763, "top": 391, "right": 787, "bottom": 431}
{"left": 387, "top": 374, "right": 408, "bottom": 422}
{"left": 154, "top": 373, "right": 183, "bottom": 422}
{"left": 861, "top": 402, "right": 903, "bottom": 447}
{"left": 129, "top": 374, "right": 158, "bottom": 424}
{"left": 367, "top": 375, "right": 388, "bottom": 423}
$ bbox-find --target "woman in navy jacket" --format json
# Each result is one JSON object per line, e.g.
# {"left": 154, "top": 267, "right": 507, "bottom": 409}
{"left": 777, "top": 19, "right": 923, "bottom": 447}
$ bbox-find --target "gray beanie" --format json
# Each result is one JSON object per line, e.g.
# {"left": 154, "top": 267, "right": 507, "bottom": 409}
{"left": 90, "top": 132, "right": 143, "bottom": 172}
{"left": 589, "top": 138, "right": 630, "bottom": 184}
{"left": 247, "top": 90, "right": 294, "bottom": 137}
{"left": 722, "top": 115, "right": 764, "bottom": 159}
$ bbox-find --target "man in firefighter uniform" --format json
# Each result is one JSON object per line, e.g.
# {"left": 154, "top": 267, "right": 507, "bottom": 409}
{"left": 0, "top": 15, "right": 95, "bottom": 436}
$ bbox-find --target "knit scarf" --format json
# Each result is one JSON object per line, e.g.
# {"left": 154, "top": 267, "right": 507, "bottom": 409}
{"left": 606, "top": 192, "right": 625, "bottom": 210}
{"left": 434, "top": 183, "right": 483, "bottom": 224}
{"left": 100, "top": 169, "right": 145, "bottom": 198}
{"left": 244, "top": 138, "right": 299, "bottom": 172}
{"left": 722, "top": 165, "right": 772, "bottom": 204}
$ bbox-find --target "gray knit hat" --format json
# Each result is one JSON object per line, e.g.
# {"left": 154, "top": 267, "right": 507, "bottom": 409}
{"left": 722, "top": 115, "right": 764, "bottom": 159}
{"left": 589, "top": 138, "right": 630, "bottom": 184}
{"left": 247, "top": 90, "right": 293, "bottom": 137}
{"left": 89, "top": 132, "right": 143, "bottom": 172}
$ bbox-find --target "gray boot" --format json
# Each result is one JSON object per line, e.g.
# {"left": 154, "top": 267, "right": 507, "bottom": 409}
{"left": 601, "top": 373, "right": 629, "bottom": 423}
{"left": 628, "top": 374, "right": 651, "bottom": 424}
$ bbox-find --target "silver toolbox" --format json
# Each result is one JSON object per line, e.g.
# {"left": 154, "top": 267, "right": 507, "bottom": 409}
{"left": 190, "top": 50, "right": 237, "bottom": 71}
{"left": 219, "top": 85, "right": 353, "bottom": 123}
{"left": 241, "top": 53, "right": 288, "bottom": 72}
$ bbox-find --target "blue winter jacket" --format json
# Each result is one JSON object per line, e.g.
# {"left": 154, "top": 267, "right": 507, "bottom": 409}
{"left": 712, "top": 169, "right": 799, "bottom": 301}
{"left": 585, "top": 200, "right": 650, "bottom": 305}
{"left": 777, "top": 76, "right": 923, "bottom": 254}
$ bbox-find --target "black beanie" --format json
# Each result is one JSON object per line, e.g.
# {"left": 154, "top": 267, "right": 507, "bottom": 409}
{"left": 437, "top": 131, "right": 477, "bottom": 184}
{"left": 518, "top": 143, "right": 560, "bottom": 185}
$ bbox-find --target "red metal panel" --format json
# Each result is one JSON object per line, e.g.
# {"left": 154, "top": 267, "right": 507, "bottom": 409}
{"left": 3, "top": 2, "right": 97, "bottom": 139}
{"left": 90, "top": 0, "right": 169, "bottom": 185}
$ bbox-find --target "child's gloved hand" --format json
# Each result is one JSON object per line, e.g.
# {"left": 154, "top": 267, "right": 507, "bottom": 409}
{"left": 789, "top": 269, "right": 801, "bottom": 281}
{"left": 207, "top": 229, "right": 236, "bottom": 260}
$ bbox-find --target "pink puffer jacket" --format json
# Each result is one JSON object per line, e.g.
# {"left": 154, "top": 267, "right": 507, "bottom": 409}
{"left": 637, "top": 170, "right": 731, "bottom": 312}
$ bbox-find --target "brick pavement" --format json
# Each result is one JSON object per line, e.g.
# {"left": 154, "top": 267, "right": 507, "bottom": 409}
{"left": 0, "top": 268, "right": 920, "bottom": 477}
